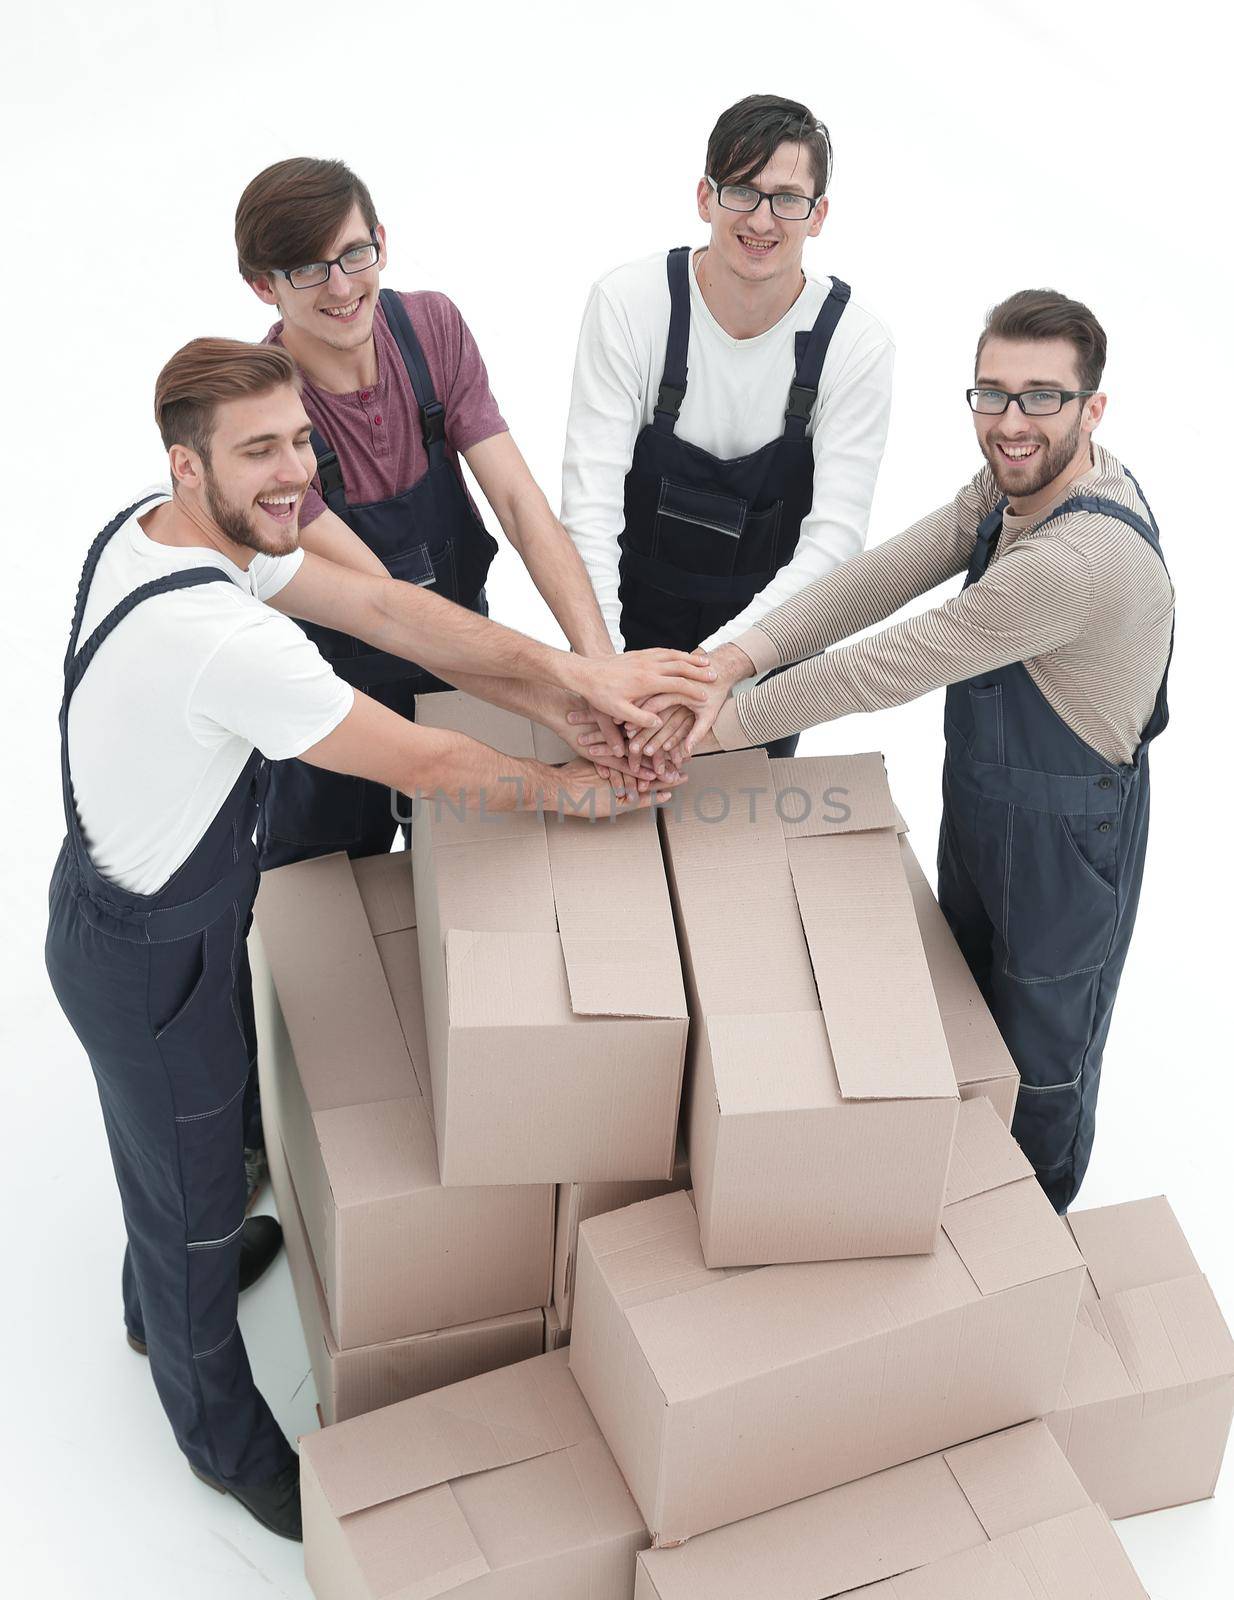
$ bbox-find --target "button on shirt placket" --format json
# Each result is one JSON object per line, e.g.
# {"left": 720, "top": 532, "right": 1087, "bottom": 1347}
{"left": 359, "top": 388, "right": 390, "bottom": 462}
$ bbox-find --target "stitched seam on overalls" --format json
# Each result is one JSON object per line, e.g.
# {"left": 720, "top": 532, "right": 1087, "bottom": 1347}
{"left": 187, "top": 1219, "right": 245, "bottom": 1251}
{"left": 151, "top": 953, "right": 217, "bottom": 1470}
{"left": 1054, "top": 812, "right": 1118, "bottom": 898}
{"left": 173, "top": 1072, "right": 248, "bottom": 1125}
{"left": 1016, "top": 1071, "right": 1083, "bottom": 1094}
{"left": 193, "top": 1325, "right": 238, "bottom": 1361}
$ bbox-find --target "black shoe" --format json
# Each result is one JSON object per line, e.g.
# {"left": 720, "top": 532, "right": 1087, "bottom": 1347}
{"left": 125, "top": 1218, "right": 283, "bottom": 1354}
{"left": 244, "top": 1145, "right": 268, "bottom": 1213}
{"left": 238, "top": 1214, "right": 283, "bottom": 1292}
{"left": 192, "top": 1458, "right": 302, "bottom": 1541}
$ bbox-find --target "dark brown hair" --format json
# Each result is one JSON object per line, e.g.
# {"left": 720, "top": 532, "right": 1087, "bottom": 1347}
{"left": 976, "top": 289, "right": 1108, "bottom": 392}
{"left": 235, "top": 157, "right": 379, "bottom": 282}
{"left": 154, "top": 339, "right": 300, "bottom": 460}
{"left": 706, "top": 94, "right": 833, "bottom": 196}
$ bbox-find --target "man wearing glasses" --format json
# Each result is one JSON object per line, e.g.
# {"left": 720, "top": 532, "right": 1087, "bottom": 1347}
{"left": 561, "top": 93, "right": 894, "bottom": 761}
{"left": 627, "top": 290, "right": 1174, "bottom": 1214}
{"left": 235, "top": 157, "right": 630, "bottom": 868}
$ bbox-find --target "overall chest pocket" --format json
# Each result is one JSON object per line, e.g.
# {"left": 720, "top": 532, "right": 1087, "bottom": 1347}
{"left": 1003, "top": 805, "right": 1118, "bottom": 983}
{"left": 653, "top": 480, "right": 746, "bottom": 572}
{"left": 387, "top": 543, "right": 438, "bottom": 588}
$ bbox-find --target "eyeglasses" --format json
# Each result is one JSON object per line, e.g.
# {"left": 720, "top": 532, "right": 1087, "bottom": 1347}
{"left": 967, "top": 387, "right": 1096, "bottom": 417}
{"left": 706, "top": 174, "right": 822, "bottom": 222}
{"left": 272, "top": 232, "right": 380, "bottom": 291}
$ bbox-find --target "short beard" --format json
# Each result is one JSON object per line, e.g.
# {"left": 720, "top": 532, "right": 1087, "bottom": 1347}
{"left": 981, "top": 408, "right": 1085, "bottom": 499}
{"left": 202, "top": 464, "right": 296, "bottom": 558}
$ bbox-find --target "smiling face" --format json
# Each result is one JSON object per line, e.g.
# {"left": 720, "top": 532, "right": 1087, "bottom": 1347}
{"left": 973, "top": 336, "right": 1106, "bottom": 510}
{"left": 249, "top": 203, "right": 387, "bottom": 360}
{"left": 171, "top": 384, "right": 317, "bottom": 558}
{"left": 697, "top": 138, "right": 827, "bottom": 287}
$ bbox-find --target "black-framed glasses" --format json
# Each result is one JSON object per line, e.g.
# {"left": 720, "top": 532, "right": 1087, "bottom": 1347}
{"left": 272, "top": 232, "right": 380, "bottom": 291}
{"left": 967, "top": 387, "right": 1096, "bottom": 417}
{"left": 706, "top": 174, "right": 823, "bottom": 222}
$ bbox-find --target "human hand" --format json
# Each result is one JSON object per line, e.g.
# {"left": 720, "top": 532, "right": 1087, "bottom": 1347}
{"left": 567, "top": 648, "right": 716, "bottom": 731}
{"left": 626, "top": 642, "right": 754, "bottom": 762}
{"left": 548, "top": 758, "right": 682, "bottom": 818}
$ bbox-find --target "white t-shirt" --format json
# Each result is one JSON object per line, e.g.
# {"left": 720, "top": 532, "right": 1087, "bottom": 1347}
{"left": 561, "top": 250, "right": 896, "bottom": 653}
{"left": 67, "top": 491, "right": 354, "bottom": 895}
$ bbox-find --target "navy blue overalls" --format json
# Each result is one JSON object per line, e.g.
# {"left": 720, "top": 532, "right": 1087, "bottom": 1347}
{"left": 937, "top": 473, "right": 1172, "bottom": 1212}
{"left": 257, "top": 287, "right": 499, "bottom": 869}
{"left": 617, "top": 245, "right": 852, "bottom": 757}
{"left": 45, "top": 498, "right": 295, "bottom": 1486}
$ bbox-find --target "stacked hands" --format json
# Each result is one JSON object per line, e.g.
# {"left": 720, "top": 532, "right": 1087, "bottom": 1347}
{"left": 550, "top": 641, "right": 754, "bottom": 814}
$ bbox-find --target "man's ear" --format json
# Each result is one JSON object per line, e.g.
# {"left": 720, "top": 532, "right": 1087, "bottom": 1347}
{"left": 247, "top": 272, "right": 280, "bottom": 309}
{"left": 169, "top": 443, "right": 204, "bottom": 490}
{"left": 696, "top": 176, "right": 712, "bottom": 226}
{"left": 1083, "top": 391, "right": 1108, "bottom": 435}
{"left": 374, "top": 221, "right": 388, "bottom": 271}
{"left": 807, "top": 196, "right": 829, "bottom": 238}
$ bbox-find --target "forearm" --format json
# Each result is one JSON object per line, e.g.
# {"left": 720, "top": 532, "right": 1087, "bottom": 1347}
{"left": 715, "top": 537, "right": 1093, "bottom": 749}
{"left": 734, "top": 472, "right": 997, "bottom": 673}
{"left": 305, "top": 699, "right": 563, "bottom": 813}
{"left": 503, "top": 484, "right": 615, "bottom": 656}
{"left": 365, "top": 580, "right": 576, "bottom": 693}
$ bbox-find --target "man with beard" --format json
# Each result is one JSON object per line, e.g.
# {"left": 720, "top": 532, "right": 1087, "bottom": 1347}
{"left": 576, "top": 289, "right": 1175, "bottom": 1214}
{"left": 45, "top": 338, "right": 703, "bottom": 1541}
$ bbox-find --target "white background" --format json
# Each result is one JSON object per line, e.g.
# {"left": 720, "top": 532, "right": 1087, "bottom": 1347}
{"left": 4, "top": 2, "right": 1231, "bottom": 1595}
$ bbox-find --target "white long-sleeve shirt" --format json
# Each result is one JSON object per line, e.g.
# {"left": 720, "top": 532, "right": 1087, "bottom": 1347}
{"left": 560, "top": 249, "right": 896, "bottom": 653}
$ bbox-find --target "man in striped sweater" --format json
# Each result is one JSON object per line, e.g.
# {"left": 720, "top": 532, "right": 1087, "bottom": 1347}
{"left": 575, "top": 289, "right": 1174, "bottom": 1211}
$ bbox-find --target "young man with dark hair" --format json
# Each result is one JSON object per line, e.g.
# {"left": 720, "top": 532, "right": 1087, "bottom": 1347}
{"left": 235, "top": 157, "right": 637, "bottom": 867}
{"left": 562, "top": 93, "right": 895, "bottom": 760}
{"left": 621, "top": 289, "right": 1175, "bottom": 1214}
{"left": 45, "top": 338, "right": 702, "bottom": 1540}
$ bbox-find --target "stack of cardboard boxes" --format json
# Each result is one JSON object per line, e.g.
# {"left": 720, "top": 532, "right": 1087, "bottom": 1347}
{"left": 250, "top": 696, "right": 1231, "bottom": 1597}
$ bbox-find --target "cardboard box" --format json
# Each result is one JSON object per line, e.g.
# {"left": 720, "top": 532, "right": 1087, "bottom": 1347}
{"left": 300, "top": 1349, "right": 648, "bottom": 1600}
{"left": 660, "top": 749, "right": 959, "bottom": 1265}
{"left": 252, "top": 851, "right": 553, "bottom": 1349}
{"left": 569, "top": 1097, "right": 1086, "bottom": 1545}
{"left": 544, "top": 1303, "right": 568, "bottom": 1352}
{"left": 266, "top": 1120, "right": 544, "bottom": 1425}
{"left": 1047, "top": 1194, "right": 1234, "bottom": 1518}
{"left": 635, "top": 1421, "right": 1147, "bottom": 1599}
{"left": 412, "top": 692, "right": 688, "bottom": 1185}
{"left": 553, "top": 1142, "right": 691, "bottom": 1335}
{"left": 897, "top": 834, "right": 1019, "bottom": 1127}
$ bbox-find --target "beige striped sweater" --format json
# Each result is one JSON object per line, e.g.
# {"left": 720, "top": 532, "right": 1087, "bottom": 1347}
{"left": 712, "top": 443, "right": 1174, "bottom": 766}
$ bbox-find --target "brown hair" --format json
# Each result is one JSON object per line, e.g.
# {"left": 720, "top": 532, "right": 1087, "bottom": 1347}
{"left": 235, "top": 157, "right": 379, "bottom": 282}
{"left": 976, "top": 289, "right": 1108, "bottom": 392}
{"left": 154, "top": 339, "right": 300, "bottom": 460}
{"left": 706, "top": 94, "right": 833, "bottom": 197}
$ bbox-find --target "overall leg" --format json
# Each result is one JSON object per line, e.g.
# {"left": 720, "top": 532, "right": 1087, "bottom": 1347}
{"left": 936, "top": 776, "right": 997, "bottom": 995}
{"left": 987, "top": 779, "right": 1151, "bottom": 1211}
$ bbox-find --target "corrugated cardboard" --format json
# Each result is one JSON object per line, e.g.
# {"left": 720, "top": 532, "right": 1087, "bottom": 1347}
{"left": 553, "top": 1142, "right": 691, "bottom": 1335}
{"left": 252, "top": 852, "right": 553, "bottom": 1349}
{"left": 569, "top": 1097, "right": 1086, "bottom": 1545}
{"left": 412, "top": 692, "right": 688, "bottom": 1185}
{"left": 897, "top": 834, "right": 1020, "bottom": 1127}
{"left": 300, "top": 1349, "right": 648, "bottom": 1600}
{"left": 659, "top": 749, "right": 959, "bottom": 1265}
{"left": 635, "top": 1420, "right": 1147, "bottom": 1598}
{"left": 266, "top": 1120, "right": 545, "bottom": 1425}
{"left": 1046, "top": 1194, "right": 1234, "bottom": 1518}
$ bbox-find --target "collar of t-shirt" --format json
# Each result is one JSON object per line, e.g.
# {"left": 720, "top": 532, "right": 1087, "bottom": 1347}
{"left": 122, "top": 487, "right": 298, "bottom": 602}
{"left": 1000, "top": 450, "right": 1104, "bottom": 549}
